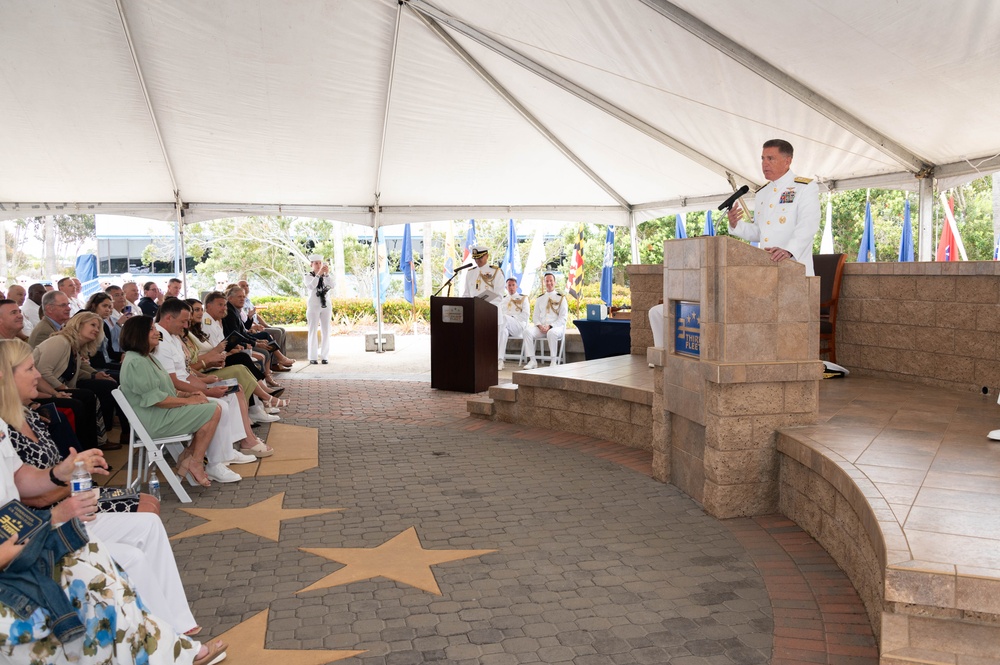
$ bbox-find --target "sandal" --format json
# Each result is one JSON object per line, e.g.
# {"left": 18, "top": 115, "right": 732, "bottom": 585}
{"left": 265, "top": 386, "right": 285, "bottom": 398}
{"left": 264, "top": 395, "right": 288, "bottom": 409}
{"left": 177, "top": 455, "right": 211, "bottom": 488}
{"left": 264, "top": 377, "right": 282, "bottom": 388}
{"left": 193, "top": 640, "right": 227, "bottom": 665}
{"left": 240, "top": 441, "right": 274, "bottom": 458}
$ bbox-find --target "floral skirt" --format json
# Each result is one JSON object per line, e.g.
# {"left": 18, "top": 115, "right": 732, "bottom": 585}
{"left": 0, "top": 539, "right": 200, "bottom": 665}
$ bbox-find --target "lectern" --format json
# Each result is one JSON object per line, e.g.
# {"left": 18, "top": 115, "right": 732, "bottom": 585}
{"left": 430, "top": 296, "right": 499, "bottom": 392}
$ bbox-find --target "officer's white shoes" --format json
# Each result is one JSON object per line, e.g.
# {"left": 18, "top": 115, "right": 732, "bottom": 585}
{"left": 524, "top": 359, "right": 537, "bottom": 370}
{"left": 227, "top": 449, "right": 258, "bottom": 465}
{"left": 988, "top": 429, "right": 1000, "bottom": 441}
{"left": 498, "top": 359, "right": 505, "bottom": 371}
{"left": 205, "top": 463, "right": 242, "bottom": 483}
{"left": 249, "top": 409, "right": 280, "bottom": 423}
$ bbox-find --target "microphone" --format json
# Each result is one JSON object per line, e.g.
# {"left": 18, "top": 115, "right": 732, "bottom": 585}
{"left": 718, "top": 185, "right": 750, "bottom": 211}
{"left": 453, "top": 262, "right": 475, "bottom": 273}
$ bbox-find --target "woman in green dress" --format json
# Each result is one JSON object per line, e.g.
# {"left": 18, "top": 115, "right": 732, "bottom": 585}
{"left": 118, "top": 316, "right": 221, "bottom": 487}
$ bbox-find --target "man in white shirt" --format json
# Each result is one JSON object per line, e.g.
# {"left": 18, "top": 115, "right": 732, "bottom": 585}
{"left": 122, "top": 281, "right": 141, "bottom": 313}
{"left": 498, "top": 277, "right": 530, "bottom": 371}
{"left": 153, "top": 299, "right": 257, "bottom": 482}
{"left": 524, "top": 272, "right": 568, "bottom": 369}
{"left": 5, "top": 285, "right": 31, "bottom": 337}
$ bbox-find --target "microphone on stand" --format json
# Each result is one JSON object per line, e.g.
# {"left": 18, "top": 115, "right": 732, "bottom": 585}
{"left": 453, "top": 262, "right": 475, "bottom": 273}
{"left": 718, "top": 185, "right": 750, "bottom": 211}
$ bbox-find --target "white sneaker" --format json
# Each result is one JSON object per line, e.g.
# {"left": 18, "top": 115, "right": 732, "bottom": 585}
{"left": 249, "top": 410, "right": 280, "bottom": 423}
{"left": 205, "top": 463, "right": 242, "bottom": 483}
{"left": 498, "top": 359, "right": 505, "bottom": 371}
{"left": 524, "top": 359, "right": 537, "bottom": 370}
{"left": 226, "top": 450, "right": 258, "bottom": 465}
{"left": 988, "top": 429, "right": 1000, "bottom": 441}
{"left": 265, "top": 406, "right": 281, "bottom": 414}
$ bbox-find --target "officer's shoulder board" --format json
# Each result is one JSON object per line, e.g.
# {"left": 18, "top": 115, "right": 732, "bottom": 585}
{"left": 794, "top": 177, "right": 813, "bottom": 185}
{"left": 754, "top": 183, "right": 767, "bottom": 194}
{"left": 204, "top": 316, "right": 213, "bottom": 325}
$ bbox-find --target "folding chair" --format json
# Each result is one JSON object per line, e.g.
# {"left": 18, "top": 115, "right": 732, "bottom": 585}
{"left": 111, "top": 389, "right": 193, "bottom": 503}
{"left": 503, "top": 332, "right": 526, "bottom": 362}
{"left": 521, "top": 334, "right": 566, "bottom": 365}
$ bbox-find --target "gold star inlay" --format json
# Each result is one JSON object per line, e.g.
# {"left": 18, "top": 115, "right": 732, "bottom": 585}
{"left": 298, "top": 527, "right": 496, "bottom": 595}
{"left": 216, "top": 609, "right": 364, "bottom": 664}
{"left": 171, "top": 492, "right": 341, "bottom": 541}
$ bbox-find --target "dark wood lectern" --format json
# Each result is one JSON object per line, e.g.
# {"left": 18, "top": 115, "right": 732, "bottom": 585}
{"left": 430, "top": 296, "right": 499, "bottom": 392}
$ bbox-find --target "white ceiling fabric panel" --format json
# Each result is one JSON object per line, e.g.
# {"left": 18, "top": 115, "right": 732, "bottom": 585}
{"left": 0, "top": 0, "right": 997, "bottom": 222}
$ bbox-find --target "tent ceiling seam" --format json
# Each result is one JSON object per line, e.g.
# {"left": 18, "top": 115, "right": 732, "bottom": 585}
{"left": 114, "top": 0, "right": 180, "bottom": 203}
{"left": 407, "top": 0, "right": 759, "bottom": 190}
{"left": 636, "top": 0, "right": 933, "bottom": 175}
{"left": 406, "top": 3, "right": 632, "bottom": 211}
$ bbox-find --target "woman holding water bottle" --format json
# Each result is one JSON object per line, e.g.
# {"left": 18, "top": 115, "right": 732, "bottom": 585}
{"left": 0, "top": 339, "right": 203, "bottom": 637}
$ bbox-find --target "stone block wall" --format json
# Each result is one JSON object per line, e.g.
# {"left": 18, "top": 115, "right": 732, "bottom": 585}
{"left": 837, "top": 262, "right": 1000, "bottom": 393}
{"left": 625, "top": 264, "right": 663, "bottom": 355}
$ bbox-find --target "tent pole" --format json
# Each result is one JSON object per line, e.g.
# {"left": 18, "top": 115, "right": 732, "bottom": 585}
{"left": 174, "top": 196, "right": 187, "bottom": 295}
{"left": 373, "top": 206, "right": 384, "bottom": 353}
{"left": 629, "top": 211, "right": 640, "bottom": 264}
{"left": 918, "top": 176, "right": 934, "bottom": 261}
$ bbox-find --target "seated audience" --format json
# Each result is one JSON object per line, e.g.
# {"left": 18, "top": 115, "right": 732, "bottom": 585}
{"left": 22, "top": 283, "right": 45, "bottom": 331}
{"left": 27, "top": 290, "right": 72, "bottom": 348}
{"left": 0, "top": 367, "right": 226, "bottom": 664}
{"left": 155, "top": 298, "right": 270, "bottom": 471}
{"left": 0, "top": 299, "right": 26, "bottom": 341}
{"left": 238, "top": 278, "right": 287, "bottom": 355}
{"left": 84, "top": 292, "right": 122, "bottom": 374}
{"left": 33, "top": 312, "right": 122, "bottom": 450}
{"left": 204, "top": 291, "right": 283, "bottom": 389}
{"left": 223, "top": 284, "right": 294, "bottom": 371}
{"left": 137, "top": 281, "right": 163, "bottom": 318}
{"left": 6, "top": 285, "right": 31, "bottom": 337}
{"left": 118, "top": 315, "right": 222, "bottom": 487}
{"left": 185, "top": 298, "right": 286, "bottom": 424}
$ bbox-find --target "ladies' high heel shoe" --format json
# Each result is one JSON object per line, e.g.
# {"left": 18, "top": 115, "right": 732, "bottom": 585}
{"left": 177, "top": 457, "right": 211, "bottom": 488}
{"left": 264, "top": 395, "right": 288, "bottom": 409}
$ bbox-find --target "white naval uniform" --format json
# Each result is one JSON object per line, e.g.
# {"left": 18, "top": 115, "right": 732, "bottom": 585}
{"left": 526, "top": 290, "right": 568, "bottom": 362}
{"left": 730, "top": 170, "right": 820, "bottom": 276}
{"left": 0, "top": 418, "right": 198, "bottom": 634}
{"left": 153, "top": 324, "right": 243, "bottom": 464}
{"left": 499, "top": 292, "right": 530, "bottom": 360}
{"left": 462, "top": 264, "right": 506, "bottom": 335}
{"left": 305, "top": 271, "right": 331, "bottom": 362}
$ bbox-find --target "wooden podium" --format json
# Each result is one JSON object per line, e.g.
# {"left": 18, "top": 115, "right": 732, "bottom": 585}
{"left": 430, "top": 296, "right": 499, "bottom": 392}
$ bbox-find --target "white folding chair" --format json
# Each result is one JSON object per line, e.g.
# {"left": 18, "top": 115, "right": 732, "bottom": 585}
{"left": 111, "top": 389, "right": 193, "bottom": 503}
{"left": 520, "top": 334, "right": 566, "bottom": 365}
{"left": 503, "top": 333, "right": 525, "bottom": 362}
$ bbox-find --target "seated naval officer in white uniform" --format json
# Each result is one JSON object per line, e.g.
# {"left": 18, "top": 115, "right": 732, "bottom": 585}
{"left": 498, "top": 277, "right": 529, "bottom": 371}
{"left": 524, "top": 272, "right": 568, "bottom": 370}
{"left": 461, "top": 244, "right": 505, "bottom": 364}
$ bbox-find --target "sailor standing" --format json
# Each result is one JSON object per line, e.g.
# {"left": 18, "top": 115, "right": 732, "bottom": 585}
{"left": 305, "top": 254, "right": 332, "bottom": 365}
{"left": 461, "top": 245, "right": 506, "bottom": 368}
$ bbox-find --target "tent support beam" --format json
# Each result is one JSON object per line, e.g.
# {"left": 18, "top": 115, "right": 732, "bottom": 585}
{"left": 407, "top": 0, "right": 759, "bottom": 190}
{"left": 410, "top": 5, "right": 633, "bottom": 210}
{"left": 918, "top": 176, "right": 934, "bottom": 261}
{"left": 114, "top": 0, "right": 180, "bottom": 196}
{"left": 637, "top": 0, "right": 932, "bottom": 175}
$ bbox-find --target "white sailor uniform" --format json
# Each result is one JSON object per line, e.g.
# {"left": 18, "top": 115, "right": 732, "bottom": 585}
{"left": 526, "top": 290, "right": 568, "bottom": 363}
{"left": 305, "top": 271, "right": 332, "bottom": 362}
{"left": 730, "top": 170, "right": 820, "bottom": 276}
{"left": 499, "top": 291, "right": 530, "bottom": 360}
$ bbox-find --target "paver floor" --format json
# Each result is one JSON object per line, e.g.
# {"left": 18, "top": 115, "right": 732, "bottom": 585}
{"left": 154, "top": 368, "right": 876, "bottom": 664}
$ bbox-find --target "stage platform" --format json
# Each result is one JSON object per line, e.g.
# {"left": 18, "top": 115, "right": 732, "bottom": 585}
{"left": 472, "top": 355, "right": 1000, "bottom": 662}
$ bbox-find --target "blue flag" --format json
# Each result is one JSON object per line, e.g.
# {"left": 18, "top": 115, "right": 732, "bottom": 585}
{"left": 898, "top": 199, "right": 914, "bottom": 262}
{"left": 462, "top": 219, "right": 476, "bottom": 265}
{"left": 500, "top": 218, "right": 522, "bottom": 287}
{"left": 675, "top": 213, "right": 687, "bottom": 239}
{"left": 600, "top": 226, "right": 615, "bottom": 307}
{"left": 857, "top": 200, "right": 876, "bottom": 262}
{"left": 401, "top": 223, "right": 415, "bottom": 304}
{"left": 704, "top": 210, "right": 715, "bottom": 237}
{"left": 372, "top": 231, "right": 389, "bottom": 309}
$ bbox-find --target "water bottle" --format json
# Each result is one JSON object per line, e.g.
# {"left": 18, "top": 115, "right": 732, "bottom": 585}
{"left": 70, "top": 460, "right": 94, "bottom": 516}
{"left": 147, "top": 472, "right": 161, "bottom": 501}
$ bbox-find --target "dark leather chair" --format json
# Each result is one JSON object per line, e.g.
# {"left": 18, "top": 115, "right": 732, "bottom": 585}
{"left": 814, "top": 253, "right": 846, "bottom": 363}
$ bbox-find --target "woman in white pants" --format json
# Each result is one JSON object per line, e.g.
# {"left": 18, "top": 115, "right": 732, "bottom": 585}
{"left": 305, "top": 254, "right": 332, "bottom": 365}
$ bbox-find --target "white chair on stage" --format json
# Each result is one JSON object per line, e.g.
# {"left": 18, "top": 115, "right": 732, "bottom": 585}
{"left": 520, "top": 334, "right": 567, "bottom": 366}
{"left": 112, "top": 389, "right": 193, "bottom": 503}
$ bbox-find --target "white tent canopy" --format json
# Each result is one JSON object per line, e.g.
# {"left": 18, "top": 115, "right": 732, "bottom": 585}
{"left": 2, "top": 0, "right": 1000, "bottom": 234}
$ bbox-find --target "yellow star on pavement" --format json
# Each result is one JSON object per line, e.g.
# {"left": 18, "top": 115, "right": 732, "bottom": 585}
{"left": 171, "top": 492, "right": 341, "bottom": 541}
{"left": 216, "top": 609, "right": 364, "bottom": 664}
{"left": 298, "top": 527, "right": 496, "bottom": 596}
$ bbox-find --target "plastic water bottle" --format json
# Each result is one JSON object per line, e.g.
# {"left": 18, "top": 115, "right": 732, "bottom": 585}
{"left": 147, "top": 472, "right": 161, "bottom": 501}
{"left": 70, "top": 460, "right": 94, "bottom": 516}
